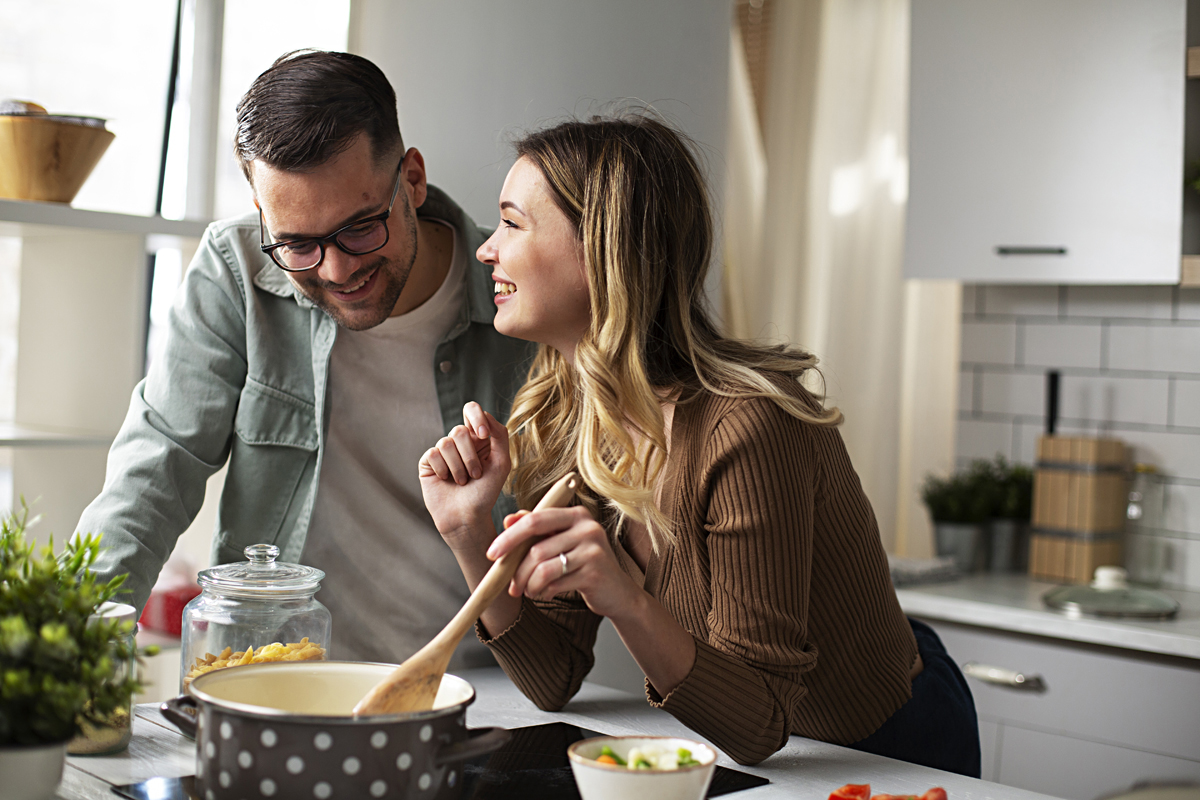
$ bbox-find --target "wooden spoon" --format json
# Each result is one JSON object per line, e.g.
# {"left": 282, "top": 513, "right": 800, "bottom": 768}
{"left": 353, "top": 472, "right": 581, "bottom": 716}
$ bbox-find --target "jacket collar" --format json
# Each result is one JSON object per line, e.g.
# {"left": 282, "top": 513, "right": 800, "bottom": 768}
{"left": 251, "top": 184, "right": 496, "bottom": 325}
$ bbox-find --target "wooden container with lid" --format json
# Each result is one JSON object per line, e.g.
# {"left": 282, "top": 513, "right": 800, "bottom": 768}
{"left": 1029, "top": 434, "right": 1129, "bottom": 584}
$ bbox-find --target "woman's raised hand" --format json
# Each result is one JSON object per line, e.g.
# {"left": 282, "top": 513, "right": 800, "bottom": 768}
{"left": 488, "top": 505, "right": 641, "bottom": 620}
{"left": 419, "top": 402, "right": 511, "bottom": 551}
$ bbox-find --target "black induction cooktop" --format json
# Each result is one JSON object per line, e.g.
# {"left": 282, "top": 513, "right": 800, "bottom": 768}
{"left": 457, "top": 722, "right": 768, "bottom": 799}
{"left": 112, "top": 722, "right": 768, "bottom": 800}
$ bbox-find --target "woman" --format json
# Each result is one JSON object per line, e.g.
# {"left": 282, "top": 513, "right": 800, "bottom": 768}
{"left": 419, "top": 114, "right": 980, "bottom": 774}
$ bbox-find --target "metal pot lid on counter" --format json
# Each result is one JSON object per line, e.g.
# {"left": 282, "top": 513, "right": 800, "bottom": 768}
{"left": 1043, "top": 567, "right": 1180, "bottom": 619}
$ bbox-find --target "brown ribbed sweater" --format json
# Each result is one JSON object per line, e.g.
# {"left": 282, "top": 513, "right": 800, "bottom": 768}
{"left": 480, "top": 388, "right": 918, "bottom": 765}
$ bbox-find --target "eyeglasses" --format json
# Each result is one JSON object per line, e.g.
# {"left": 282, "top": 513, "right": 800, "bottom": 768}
{"left": 259, "top": 156, "right": 405, "bottom": 272}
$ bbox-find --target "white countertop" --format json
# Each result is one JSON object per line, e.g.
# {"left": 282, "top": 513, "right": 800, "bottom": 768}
{"left": 896, "top": 573, "right": 1200, "bottom": 660}
{"left": 60, "top": 667, "right": 1059, "bottom": 800}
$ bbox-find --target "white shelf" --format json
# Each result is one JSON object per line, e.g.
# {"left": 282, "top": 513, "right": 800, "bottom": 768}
{"left": 0, "top": 421, "right": 112, "bottom": 448}
{"left": 0, "top": 198, "right": 209, "bottom": 239}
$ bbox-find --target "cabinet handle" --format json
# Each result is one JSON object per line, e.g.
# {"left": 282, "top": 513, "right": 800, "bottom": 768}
{"left": 962, "top": 661, "right": 1046, "bottom": 691}
{"left": 995, "top": 246, "right": 1067, "bottom": 256}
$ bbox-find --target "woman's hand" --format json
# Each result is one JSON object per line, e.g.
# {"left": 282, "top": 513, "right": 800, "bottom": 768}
{"left": 419, "top": 402, "right": 510, "bottom": 553}
{"left": 487, "top": 505, "right": 642, "bottom": 620}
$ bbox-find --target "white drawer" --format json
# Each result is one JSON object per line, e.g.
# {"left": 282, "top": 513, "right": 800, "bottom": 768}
{"left": 916, "top": 618, "right": 1200, "bottom": 762}
{"left": 998, "top": 725, "right": 1200, "bottom": 800}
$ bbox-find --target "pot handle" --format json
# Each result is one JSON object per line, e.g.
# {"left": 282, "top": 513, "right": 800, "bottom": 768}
{"left": 434, "top": 727, "right": 511, "bottom": 766}
{"left": 160, "top": 694, "right": 200, "bottom": 738}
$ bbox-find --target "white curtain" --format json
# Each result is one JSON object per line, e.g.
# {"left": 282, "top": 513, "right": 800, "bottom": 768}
{"left": 724, "top": 0, "right": 959, "bottom": 556}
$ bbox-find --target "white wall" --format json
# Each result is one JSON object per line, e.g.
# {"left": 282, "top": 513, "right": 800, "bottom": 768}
{"left": 349, "top": 0, "right": 732, "bottom": 694}
{"left": 348, "top": 0, "right": 732, "bottom": 320}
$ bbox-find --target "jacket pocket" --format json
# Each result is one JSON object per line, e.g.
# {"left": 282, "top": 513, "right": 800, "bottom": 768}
{"left": 233, "top": 379, "right": 318, "bottom": 450}
{"left": 219, "top": 379, "right": 319, "bottom": 556}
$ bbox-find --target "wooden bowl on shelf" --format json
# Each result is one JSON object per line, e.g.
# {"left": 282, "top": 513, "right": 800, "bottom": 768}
{"left": 0, "top": 115, "right": 115, "bottom": 204}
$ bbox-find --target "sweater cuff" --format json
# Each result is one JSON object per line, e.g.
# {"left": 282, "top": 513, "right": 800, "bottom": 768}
{"left": 475, "top": 597, "right": 557, "bottom": 654}
{"left": 646, "top": 635, "right": 726, "bottom": 710}
{"left": 645, "top": 637, "right": 790, "bottom": 766}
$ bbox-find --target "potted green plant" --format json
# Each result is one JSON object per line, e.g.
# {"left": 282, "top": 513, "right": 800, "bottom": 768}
{"left": 982, "top": 456, "right": 1033, "bottom": 572}
{"left": 922, "top": 465, "right": 991, "bottom": 573}
{"left": 0, "top": 503, "right": 143, "bottom": 800}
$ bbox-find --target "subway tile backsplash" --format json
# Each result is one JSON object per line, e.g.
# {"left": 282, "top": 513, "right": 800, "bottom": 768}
{"left": 958, "top": 285, "right": 1200, "bottom": 591}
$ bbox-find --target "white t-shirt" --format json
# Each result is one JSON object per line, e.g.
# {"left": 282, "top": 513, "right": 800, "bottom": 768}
{"left": 302, "top": 220, "right": 493, "bottom": 669}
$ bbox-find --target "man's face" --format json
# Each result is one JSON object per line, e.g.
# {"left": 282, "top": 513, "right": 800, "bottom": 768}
{"left": 252, "top": 135, "right": 422, "bottom": 330}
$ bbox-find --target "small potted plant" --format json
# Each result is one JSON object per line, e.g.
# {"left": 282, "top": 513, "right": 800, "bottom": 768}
{"left": 0, "top": 503, "right": 144, "bottom": 800}
{"left": 922, "top": 466, "right": 991, "bottom": 573}
{"left": 982, "top": 456, "right": 1033, "bottom": 572}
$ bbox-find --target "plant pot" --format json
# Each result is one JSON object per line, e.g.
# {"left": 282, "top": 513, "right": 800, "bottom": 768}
{"left": 0, "top": 740, "right": 67, "bottom": 800}
{"left": 987, "top": 518, "right": 1029, "bottom": 572}
{"left": 934, "top": 522, "right": 986, "bottom": 573}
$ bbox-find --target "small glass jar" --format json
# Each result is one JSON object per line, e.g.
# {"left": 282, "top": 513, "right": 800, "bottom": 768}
{"left": 1126, "top": 464, "right": 1167, "bottom": 585}
{"left": 180, "top": 544, "right": 331, "bottom": 692}
{"left": 67, "top": 601, "right": 136, "bottom": 755}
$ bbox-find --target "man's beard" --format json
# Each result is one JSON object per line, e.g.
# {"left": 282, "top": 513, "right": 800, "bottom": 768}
{"left": 299, "top": 193, "right": 420, "bottom": 331}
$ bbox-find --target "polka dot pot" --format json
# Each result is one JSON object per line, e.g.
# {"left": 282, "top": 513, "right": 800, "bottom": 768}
{"left": 162, "top": 662, "right": 509, "bottom": 799}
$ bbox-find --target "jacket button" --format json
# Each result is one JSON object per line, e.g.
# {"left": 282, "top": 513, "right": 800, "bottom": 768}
{"left": 439, "top": 360, "right": 453, "bottom": 373}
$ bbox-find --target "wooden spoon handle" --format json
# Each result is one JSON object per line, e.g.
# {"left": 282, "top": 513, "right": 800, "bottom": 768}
{"left": 352, "top": 472, "right": 581, "bottom": 717}
{"left": 435, "top": 472, "right": 580, "bottom": 647}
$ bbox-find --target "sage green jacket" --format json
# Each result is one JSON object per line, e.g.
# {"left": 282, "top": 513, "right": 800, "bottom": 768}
{"left": 79, "top": 187, "right": 534, "bottom": 612}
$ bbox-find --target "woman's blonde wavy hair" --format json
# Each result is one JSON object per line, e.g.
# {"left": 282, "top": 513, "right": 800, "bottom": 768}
{"left": 506, "top": 112, "right": 842, "bottom": 552}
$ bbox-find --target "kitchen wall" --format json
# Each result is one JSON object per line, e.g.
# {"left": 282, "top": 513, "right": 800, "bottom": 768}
{"left": 348, "top": 0, "right": 731, "bottom": 323}
{"left": 956, "top": 284, "right": 1200, "bottom": 591}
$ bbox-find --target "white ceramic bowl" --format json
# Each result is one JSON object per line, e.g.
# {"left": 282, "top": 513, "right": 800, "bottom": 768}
{"left": 567, "top": 735, "right": 717, "bottom": 800}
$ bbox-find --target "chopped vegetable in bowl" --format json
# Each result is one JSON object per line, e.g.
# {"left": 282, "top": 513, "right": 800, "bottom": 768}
{"left": 593, "top": 744, "right": 702, "bottom": 770}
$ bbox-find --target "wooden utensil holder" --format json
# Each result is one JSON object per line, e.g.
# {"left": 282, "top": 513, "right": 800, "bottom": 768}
{"left": 1030, "top": 435, "right": 1129, "bottom": 584}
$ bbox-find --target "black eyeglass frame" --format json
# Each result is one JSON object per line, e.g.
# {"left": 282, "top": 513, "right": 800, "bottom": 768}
{"left": 259, "top": 155, "right": 406, "bottom": 273}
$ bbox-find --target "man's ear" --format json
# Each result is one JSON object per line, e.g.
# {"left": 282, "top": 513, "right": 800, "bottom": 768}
{"left": 401, "top": 147, "right": 429, "bottom": 210}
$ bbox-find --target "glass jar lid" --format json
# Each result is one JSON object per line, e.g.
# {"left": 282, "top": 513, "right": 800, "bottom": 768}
{"left": 196, "top": 544, "right": 325, "bottom": 598}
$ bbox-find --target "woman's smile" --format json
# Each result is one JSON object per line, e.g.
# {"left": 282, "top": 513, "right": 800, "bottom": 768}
{"left": 494, "top": 278, "right": 517, "bottom": 299}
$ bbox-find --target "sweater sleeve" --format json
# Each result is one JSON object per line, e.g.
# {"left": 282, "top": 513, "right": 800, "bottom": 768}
{"left": 648, "top": 398, "right": 819, "bottom": 765}
{"left": 477, "top": 593, "right": 603, "bottom": 711}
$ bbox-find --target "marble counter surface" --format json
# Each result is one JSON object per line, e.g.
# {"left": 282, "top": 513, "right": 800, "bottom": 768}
{"left": 57, "top": 667, "right": 1060, "bottom": 800}
{"left": 896, "top": 573, "right": 1200, "bottom": 660}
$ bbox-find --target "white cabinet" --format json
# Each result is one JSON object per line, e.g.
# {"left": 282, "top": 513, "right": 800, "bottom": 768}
{"left": 918, "top": 617, "right": 1200, "bottom": 800}
{"left": 905, "top": 0, "right": 1186, "bottom": 284}
{"left": 0, "top": 199, "right": 205, "bottom": 539}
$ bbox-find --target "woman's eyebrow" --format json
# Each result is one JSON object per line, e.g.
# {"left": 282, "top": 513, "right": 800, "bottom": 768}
{"left": 500, "top": 200, "right": 526, "bottom": 215}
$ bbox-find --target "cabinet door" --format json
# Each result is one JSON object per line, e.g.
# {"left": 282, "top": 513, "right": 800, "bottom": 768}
{"left": 905, "top": 0, "right": 1185, "bottom": 283}
{"left": 917, "top": 618, "right": 1200, "bottom": 762}
{"left": 998, "top": 725, "right": 1200, "bottom": 800}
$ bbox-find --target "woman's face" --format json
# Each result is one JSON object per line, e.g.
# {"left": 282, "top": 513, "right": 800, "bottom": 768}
{"left": 477, "top": 157, "right": 590, "bottom": 362}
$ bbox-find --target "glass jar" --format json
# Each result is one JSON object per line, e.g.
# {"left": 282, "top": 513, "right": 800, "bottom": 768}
{"left": 180, "top": 544, "right": 331, "bottom": 692}
{"left": 67, "top": 601, "right": 136, "bottom": 755}
{"left": 1126, "top": 464, "right": 1167, "bottom": 585}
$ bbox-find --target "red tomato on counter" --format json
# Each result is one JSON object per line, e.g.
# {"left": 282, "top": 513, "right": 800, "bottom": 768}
{"left": 829, "top": 785, "right": 871, "bottom": 800}
{"left": 830, "top": 785, "right": 946, "bottom": 800}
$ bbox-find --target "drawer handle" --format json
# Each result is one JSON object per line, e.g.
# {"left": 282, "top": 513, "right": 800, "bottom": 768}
{"left": 962, "top": 661, "right": 1046, "bottom": 691}
{"left": 995, "top": 246, "right": 1067, "bottom": 256}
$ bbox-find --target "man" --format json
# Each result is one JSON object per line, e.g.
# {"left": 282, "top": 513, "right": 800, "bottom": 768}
{"left": 78, "top": 50, "right": 533, "bottom": 669}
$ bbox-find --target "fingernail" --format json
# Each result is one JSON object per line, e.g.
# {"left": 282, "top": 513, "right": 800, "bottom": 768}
{"left": 477, "top": 425, "right": 488, "bottom": 438}
{"left": 471, "top": 467, "right": 482, "bottom": 479}
{"left": 487, "top": 544, "right": 498, "bottom": 559}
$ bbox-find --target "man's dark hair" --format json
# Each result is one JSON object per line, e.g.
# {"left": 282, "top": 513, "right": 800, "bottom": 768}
{"left": 234, "top": 50, "right": 403, "bottom": 181}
